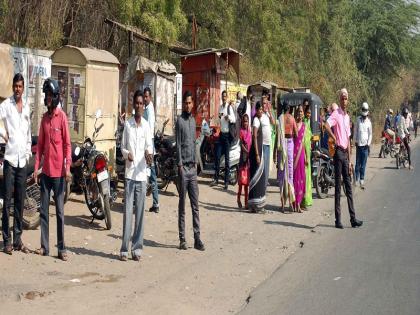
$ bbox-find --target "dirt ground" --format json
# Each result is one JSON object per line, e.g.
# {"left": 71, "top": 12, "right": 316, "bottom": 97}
{"left": 0, "top": 141, "right": 416, "bottom": 315}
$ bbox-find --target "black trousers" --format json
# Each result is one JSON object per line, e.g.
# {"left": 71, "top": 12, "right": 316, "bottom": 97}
{"left": 178, "top": 165, "right": 200, "bottom": 242}
{"left": 334, "top": 148, "right": 356, "bottom": 223}
{"left": 2, "top": 161, "right": 27, "bottom": 247}
{"left": 215, "top": 132, "right": 230, "bottom": 184}
{"left": 40, "top": 175, "right": 66, "bottom": 254}
{"left": 403, "top": 137, "right": 411, "bottom": 166}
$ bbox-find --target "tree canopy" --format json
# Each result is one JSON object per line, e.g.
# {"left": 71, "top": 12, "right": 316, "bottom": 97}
{"left": 1, "top": 0, "right": 419, "bottom": 115}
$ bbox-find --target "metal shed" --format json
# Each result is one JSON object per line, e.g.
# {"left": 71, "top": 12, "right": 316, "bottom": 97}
{"left": 180, "top": 48, "right": 241, "bottom": 132}
{"left": 50, "top": 45, "right": 120, "bottom": 165}
{"left": 122, "top": 55, "right": 177, "bottom": 135}
{"left": 0, "top": 43, "right": 52, "bottom": 134}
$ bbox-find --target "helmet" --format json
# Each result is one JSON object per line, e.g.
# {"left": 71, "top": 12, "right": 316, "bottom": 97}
{"left": 402, "top": 107, "right": 409, "bottom": 116}
{"left": 388, "top": 108, "right": 393, "bottom": 114}
{"left": 361, "top": 102, "right": 369, "bottom": 116}
{"left": 43, "top": 78, "right": 60, "bottom": 107}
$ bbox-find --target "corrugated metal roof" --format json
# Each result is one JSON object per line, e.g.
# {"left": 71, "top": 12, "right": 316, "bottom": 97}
{"left": 180, "top": 47, "right": 242, "bottom": 58}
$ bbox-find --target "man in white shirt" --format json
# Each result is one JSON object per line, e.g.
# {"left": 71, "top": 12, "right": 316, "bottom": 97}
{"left": 210, "top": 91, "right": 236, "bottom": 189}
{"left": 398, "top": 107, "right": 413, "bottom": 170}
{"left": 120, "top": 90, "right": 153, "bottom": 261}
{"left": 256, "top": 92, "right": 275, "bottom": 186}
{"left": 354, "top": 102, "right": 372, "bottom": 188}
{"left": 143, "top": 87, "right": 159, "bottom": 213}
{"left": 0, "top": 73, "right": 31, "bottom": 255}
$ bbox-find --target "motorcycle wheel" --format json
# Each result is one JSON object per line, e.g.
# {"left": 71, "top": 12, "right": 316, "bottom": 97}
{"left": 21, "top": 197, "right": 41, "bottom": 230}
{"left": 380, "top": 145, "right": 387, "bottom": 158}
{"left": 228, "top": 166, "right": 238, "bottom": 186}
{"left": 157, "top": 178, "right": 169, "bottom": 190}
{"left": 175, "top": 178, "right": 181, "bottom": 195}
{"left": 315, "top": 167, "right": 328, "bottom": 199}
{"left": 84, "top": 186, "right": 105, "bottom": 220}
{"left": 389, "top": 146, "right": 396, "bottom": 158}
{"left": 101, "top": 194, "right": 112, "bottom": 230}
{"left": 22, "top": 184, "right": 41, "bottom": 230}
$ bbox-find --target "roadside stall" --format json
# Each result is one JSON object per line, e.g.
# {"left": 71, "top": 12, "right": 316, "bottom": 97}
{"left": 0, "top": 43, "right": 52, "bottom": 135}
{"left": 122, "top": 55, "right": 177, "bottom": 135}
{"left": 220, "top": 79, "right": 248, "bottom": 103}
{"left": 248, "top": 80, "right": 278, "bottom": 111}
{"left": 50, "top": 45, "right": 119, "bottom": 167}
{"left": 180, "top": 48, "right": 241, "bottom": 134}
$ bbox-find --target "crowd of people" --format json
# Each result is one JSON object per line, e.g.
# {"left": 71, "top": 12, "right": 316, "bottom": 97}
{"left": 381, "top": 107, "right": 417, "bottom": 170}
{"left": 2, "top": 72, "right": 416, "bottom": 262}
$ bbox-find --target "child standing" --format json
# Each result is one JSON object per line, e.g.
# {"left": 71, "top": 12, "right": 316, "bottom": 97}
{"left": 237, "top": 114, "right": 252, "bottom": 208}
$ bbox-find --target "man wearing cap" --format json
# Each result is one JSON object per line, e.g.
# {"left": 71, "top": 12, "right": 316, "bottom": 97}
{"left": 323, "top": 88, "right": 363, "bottom": 229}
{"left": 354, "top": 102, "right": 372, "bottom": 189}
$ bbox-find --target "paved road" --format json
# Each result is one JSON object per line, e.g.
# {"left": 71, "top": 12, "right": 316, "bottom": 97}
{"left": 240, "top": 143, "right": 420, "bottom": 315}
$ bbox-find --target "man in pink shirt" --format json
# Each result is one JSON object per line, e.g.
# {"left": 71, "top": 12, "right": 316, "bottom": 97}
{"left": 324, "top": 88, "right": 363, "bottom": 229}
{"left": 34, "top": 78, "right": 71, "bottom": 261}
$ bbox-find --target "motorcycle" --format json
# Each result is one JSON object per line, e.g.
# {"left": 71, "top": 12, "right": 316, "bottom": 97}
{"left": 195, "top": 119, "right": 240, "bottom": 185}
{"left": 379, "top": 130, "right": 397, "bottom": 158}
{"left": 395, "top": 135, "right": 410, "bottom": 169}
{"left": 0, "top": 137, "right": 41, "bottom": 229}
{"left": 71, "top": 109, "right": 115, "bottom": 230}
{"left": 312, "top": 143, "right": 356, "bottom": 198}
{"left": 147, "top": 118, "right": 180, "bottom": 195}
{"left": 312, "top": 146, "right": 335, "bottom": 199}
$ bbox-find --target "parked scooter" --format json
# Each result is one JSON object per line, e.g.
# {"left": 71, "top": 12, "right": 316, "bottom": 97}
{"left": 0, "top": 137, "right": 41, "bottom": 229}
{"left": 195, "top": 119, "right": 240, "bottom": 185}
{"left": 70, "top": 109, "right": 114, "bottom": 230}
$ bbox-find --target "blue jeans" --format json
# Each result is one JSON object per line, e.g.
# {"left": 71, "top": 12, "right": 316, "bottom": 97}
{"left": 121, "top": 179, "right": 146, "bottom": 257}
{"left": 355, "top": 145, "right": 369, "bottom": 181}
{"left": 149, "top": 163, "right": 159, "bottom": 207}
{"left": 263, "top": 144, "right": 270, "bottom": 186}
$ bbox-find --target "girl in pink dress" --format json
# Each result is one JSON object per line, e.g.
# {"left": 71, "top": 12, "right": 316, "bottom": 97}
{"left": 237, "top": 114, "right": 252, "bottom": 208}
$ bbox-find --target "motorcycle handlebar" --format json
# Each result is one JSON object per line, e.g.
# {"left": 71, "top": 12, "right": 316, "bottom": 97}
{"left": 96, "top": 123, "right": 104, "bottom": 133}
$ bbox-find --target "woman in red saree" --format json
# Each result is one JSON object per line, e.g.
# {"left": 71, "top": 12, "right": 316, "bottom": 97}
{"left": 293, "top": 105, "right": 306, "bottom": 213}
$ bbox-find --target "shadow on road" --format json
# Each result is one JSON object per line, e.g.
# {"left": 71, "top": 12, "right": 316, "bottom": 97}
{"left": 211, "top": 186, "right": 237, "bottom": 196}
{"left": 66, "top": 246, "right": 117, "bottom": 260}
{"left": 200, "top": 201, "right": 253, "bottom": 214}
{"left": 65, "top": 214, "right": 106, "bottom": 231}
{"left": 383, "top": 166, "right": 398, "bottom": 170}
{"left": 106, "top": 234, "right": 178, "bottom": 249}
{"left": 264, "top": 220, "right": 315, "bottom": 230}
